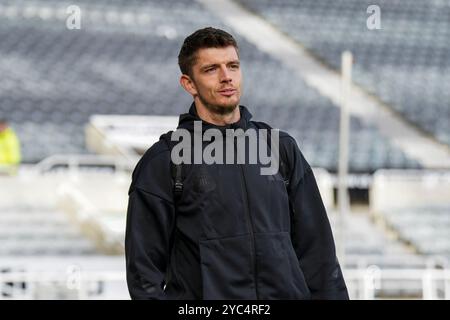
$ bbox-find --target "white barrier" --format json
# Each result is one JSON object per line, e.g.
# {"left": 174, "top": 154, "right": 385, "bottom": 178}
{"left": 371, "top": 169, "right": 450, "bottom": 212}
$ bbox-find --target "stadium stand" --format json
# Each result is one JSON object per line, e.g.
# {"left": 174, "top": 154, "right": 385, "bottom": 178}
{"left": 237, "top": 0, "right": 450, "bottom": 147}
{"left": 0, "top": 0, "right": 422, "bottom": 172}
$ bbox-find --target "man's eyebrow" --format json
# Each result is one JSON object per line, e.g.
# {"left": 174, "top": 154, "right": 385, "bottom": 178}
{"left": 200, "top": 63, "right": 219, "bottom": 71}
{"left": 200, "top": 60, "right": 240, "bottom": 71}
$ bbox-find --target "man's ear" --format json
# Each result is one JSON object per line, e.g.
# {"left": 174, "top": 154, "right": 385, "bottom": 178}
{"left": 180, "top": 74, "right": 198, "bottom": 96}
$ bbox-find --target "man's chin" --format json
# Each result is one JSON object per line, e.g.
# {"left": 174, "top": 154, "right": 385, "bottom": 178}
{"left": 205, "top": 102, "right": 239, "bottom": 115}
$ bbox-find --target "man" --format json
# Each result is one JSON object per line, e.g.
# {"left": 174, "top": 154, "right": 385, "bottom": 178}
{"left": 0, "top": 119, "right": 21, "bottom": 175}
{"left": 125, "top": 27, "right": 348, "bottom": 300}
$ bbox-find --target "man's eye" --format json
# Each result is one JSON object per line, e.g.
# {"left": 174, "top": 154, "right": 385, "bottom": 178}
{"left": 205, "top": 68, "right": 215, "bottom": 73}
{"left": 230, "top": 64, "right": 239, "bottom": 69}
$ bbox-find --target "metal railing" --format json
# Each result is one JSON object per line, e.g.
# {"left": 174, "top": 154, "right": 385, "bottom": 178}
{"left": 344, "top": 267, "right": 450, "bottom": 300}
{"left": 0, "top": 270, "right": 128, "bottom": 300}
{"left": 1, "top": 268, "right": 450, "bottom": 300}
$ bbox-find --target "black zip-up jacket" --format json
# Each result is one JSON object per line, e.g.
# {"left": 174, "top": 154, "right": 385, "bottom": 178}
{"left": 125, "top": 103, "right": 349, "bottom": 300}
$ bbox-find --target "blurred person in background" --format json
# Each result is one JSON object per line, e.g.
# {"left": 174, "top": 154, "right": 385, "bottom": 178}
{"left": 0, "top": 118, "right": 21, "bottom": 175}
{"left": 125, "top": 27, "right": 348, "bottom": 300}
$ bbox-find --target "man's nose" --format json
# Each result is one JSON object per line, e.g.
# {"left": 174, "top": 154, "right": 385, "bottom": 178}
{"left": 219, "top": 65, "right": 232, "bottom": 83}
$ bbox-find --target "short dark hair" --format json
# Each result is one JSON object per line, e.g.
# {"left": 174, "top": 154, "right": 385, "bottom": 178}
{"left": 178, "top": 27, "right": 239, "bottom": 77}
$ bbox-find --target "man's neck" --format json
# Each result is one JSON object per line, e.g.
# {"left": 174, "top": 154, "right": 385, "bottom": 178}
{"left": 194, "top": 100, "right": 241, "bottom": 126}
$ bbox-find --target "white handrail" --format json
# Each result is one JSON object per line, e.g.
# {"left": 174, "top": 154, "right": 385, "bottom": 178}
{"left": 33, "top": 154, "right": 137, "bottom": 174}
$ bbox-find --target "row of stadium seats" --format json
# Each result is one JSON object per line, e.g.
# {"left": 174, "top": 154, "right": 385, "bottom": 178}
{"left": 381, "top": 206, "right": 450, "bottom": 257}
{"left": 0, "top": 206, "right": 98, "bottom": 255}
{"left": 237, "top": 0, "right": 450, "bottom": 147}
{"left": 328, "top": 212, "right": 414, "bottom": 257}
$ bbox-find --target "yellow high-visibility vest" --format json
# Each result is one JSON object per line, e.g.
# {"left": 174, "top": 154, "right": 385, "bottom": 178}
{"left": 0, "top": 127, "right": 21, "bottom": 165}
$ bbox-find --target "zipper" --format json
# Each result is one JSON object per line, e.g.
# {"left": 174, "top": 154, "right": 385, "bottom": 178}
{"left": 235, "top": 140, "right": 259, "bottom": 299}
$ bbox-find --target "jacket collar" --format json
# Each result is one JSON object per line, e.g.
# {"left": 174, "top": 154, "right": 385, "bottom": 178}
{"left": 177, "top": 102, "right": 253, "bottom": 132}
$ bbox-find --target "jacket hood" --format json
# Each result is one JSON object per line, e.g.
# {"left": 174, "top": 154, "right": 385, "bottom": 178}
{"left": 177, "top": 102, "right": 253, "bottom": 132}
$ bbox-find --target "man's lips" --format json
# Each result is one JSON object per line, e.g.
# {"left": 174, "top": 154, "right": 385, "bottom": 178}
{"left": 218, "top": 88, "right": 237, "bottom": 97}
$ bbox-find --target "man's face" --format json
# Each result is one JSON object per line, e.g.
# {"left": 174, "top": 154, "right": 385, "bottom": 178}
{"left": 186, "top": 46, "right": 242, "bottom": 114}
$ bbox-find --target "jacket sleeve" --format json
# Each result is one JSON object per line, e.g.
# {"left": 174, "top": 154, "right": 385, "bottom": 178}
{"left": 281, "top": 135, "right": 349, "bottom": 300}
{"left": 125, "top": 142, "right": 176, "bottom": 300}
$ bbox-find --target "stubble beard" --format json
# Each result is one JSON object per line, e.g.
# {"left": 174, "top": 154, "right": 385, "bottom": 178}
{"left": 197, "top": 91, "right": 239, "bottom": 116}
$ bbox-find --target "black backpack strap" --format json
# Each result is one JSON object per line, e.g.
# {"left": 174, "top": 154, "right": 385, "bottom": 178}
{"left": 159, "top": 131, "right": 181, "bottom": 289}
{"left": 171, "top": 161, "right": 183, "bottom": 202}
{"left": 160, "top": 131, "right": 184, "bottom": 203}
